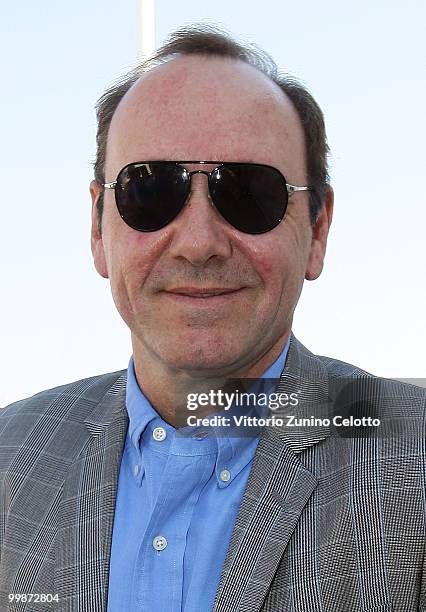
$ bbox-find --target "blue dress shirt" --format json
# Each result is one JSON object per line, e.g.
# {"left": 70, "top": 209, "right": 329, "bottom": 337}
{"left": 107, "top": 338, "right": 290, "bottom": 612}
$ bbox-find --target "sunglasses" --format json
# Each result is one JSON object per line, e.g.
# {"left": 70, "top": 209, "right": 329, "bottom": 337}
{"left": 103, "top": 161, "right": 311, "bottom": 234}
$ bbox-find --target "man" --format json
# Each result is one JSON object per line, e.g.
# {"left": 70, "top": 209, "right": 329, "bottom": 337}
{"left": 1, "top": 25, "right": 425, "bottom": 612}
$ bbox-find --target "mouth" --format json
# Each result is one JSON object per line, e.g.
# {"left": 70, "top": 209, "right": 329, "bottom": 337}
{"left": 165, "top": 287, "right": 242, "bottom": 298}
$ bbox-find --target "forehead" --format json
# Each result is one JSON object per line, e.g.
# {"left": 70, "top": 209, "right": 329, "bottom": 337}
{"left": 106, "top": 55, "right": 305, "bottom": 174}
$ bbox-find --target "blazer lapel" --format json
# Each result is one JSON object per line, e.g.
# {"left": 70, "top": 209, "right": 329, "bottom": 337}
{"left": 213, "top": 335, "right": 332, "bottom": 612}
{"left": 54, "top": 374, "right": 128, "bottom": 612}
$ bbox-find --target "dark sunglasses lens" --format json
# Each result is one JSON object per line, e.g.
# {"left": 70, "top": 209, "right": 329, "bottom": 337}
{"left": 210, "top": 164, "right": 287, "bottom": 234}
{"left": 115, "top": 163, "right": 189, "bottom": 231}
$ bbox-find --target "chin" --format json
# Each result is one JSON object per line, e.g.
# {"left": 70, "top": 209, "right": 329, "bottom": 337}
{"left": 157, "top": 340, "right": 245, "bottom": 374}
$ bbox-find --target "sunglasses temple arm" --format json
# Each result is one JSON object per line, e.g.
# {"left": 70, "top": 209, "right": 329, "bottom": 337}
{"left": 286, "top": 184, "right": 311, "bottom": 198}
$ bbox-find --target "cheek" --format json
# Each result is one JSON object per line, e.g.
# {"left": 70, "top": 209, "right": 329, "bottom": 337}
{"left": 238, "top": 235, "right": 279, "bottom": 277}
{"left": 106, "top": 224, "right": 159, "bottom": 278}
{"left": 104, "top": 232, "right": 152, "bottom": 303}
{"left": 251, "top": 235, "right": 308, "bottom": 306}
{"left": 246, "top": 235, "right": 294, "bottom": 283}
{"left": 256, "top": 253, "right": 274, "bottom": 276}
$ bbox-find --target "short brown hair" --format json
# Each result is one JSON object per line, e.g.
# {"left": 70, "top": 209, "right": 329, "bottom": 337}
{"left": 93, "top": 24, "right": 330, "bottom": 232}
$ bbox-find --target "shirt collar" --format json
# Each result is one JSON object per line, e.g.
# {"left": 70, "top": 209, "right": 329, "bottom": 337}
{"left": 125, "top": 356, "right": 158, "bottom": 452}
{"left": 125, "top": 335, "right": 291, "bottom": 486}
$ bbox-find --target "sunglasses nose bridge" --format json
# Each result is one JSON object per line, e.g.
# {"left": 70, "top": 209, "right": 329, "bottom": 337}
{"left": 187, "top": 169, "right": 212, "bottom": 185}
{"left": 187, "top": 169, "right": 210, "bottom": 177}
{"left": 186, "top": 168, "right": 214, "bottom": 202}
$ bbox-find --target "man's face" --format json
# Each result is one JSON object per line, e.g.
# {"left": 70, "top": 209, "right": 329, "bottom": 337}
{"left": 91, "top": 56, "right": 332, "bottom": 377}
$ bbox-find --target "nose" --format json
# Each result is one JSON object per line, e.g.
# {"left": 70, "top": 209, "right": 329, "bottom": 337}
{"left": 167, "top": 172, "right": 233, "bottom": 266}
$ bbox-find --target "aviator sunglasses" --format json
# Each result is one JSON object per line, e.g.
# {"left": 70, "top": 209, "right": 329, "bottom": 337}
{"left": 103, "top": 161, "right": 312, "bottom": 234}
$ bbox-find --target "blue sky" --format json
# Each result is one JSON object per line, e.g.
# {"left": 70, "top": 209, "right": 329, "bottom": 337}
{"left": 1, "top": 0, "right": 425, "bottom": 405}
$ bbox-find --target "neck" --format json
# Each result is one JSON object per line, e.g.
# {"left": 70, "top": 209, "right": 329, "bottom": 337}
{"left": 130, "top": 331, "right": 290, "bottom": 428}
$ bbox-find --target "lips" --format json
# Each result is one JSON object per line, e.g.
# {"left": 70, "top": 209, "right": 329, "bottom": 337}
{"left": 165, "top": 287, "right": 240, "bottom": 298}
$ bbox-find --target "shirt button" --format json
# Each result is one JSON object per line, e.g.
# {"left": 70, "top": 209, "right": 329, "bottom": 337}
{"left": 152, "top": 535, "right": 167, "bottom": 551}
{"left": 220, "top": 469, "right": 231, "bottom": 482}
{"left": 133, "top": 464, "right": 140, "bottom": 477}
{"left": 152, "top": 426, "right": 167, "bottom": 441}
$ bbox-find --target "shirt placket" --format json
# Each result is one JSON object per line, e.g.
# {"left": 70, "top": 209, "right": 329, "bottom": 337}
{"left": 134, "top": 438, "right": 216, "bottom": 612}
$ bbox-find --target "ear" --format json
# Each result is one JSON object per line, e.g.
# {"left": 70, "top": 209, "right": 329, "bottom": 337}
{"left": 305, "top": 185, "right": 334, "bottom": 281}
{"left": 90, "top": 180, "right": 109, "bottom": 279}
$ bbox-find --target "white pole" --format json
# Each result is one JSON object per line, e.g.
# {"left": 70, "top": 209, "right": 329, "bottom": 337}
{"left": 139, "top": 0, "right": 156, "bottom": 58}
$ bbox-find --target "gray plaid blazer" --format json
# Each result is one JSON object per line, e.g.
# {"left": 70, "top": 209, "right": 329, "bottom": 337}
{"left": 1, "top": 334, "right": 425, "bottom": 611}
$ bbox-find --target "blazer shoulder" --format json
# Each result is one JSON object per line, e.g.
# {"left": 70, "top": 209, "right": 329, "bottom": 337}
{"left": 0, "top": 369, "right": 127, "bottom": 439}
{"left": 289, "top": 336, "right": 373, "bottom": 379}
{"left": 317, "top": 353, "right": 425, "bottom": 398}
{"left": 290, "top": 337, "right": 425, "bottom": 406}
{"left": 316, "top": 354, "right": 372, "bottom": 377}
